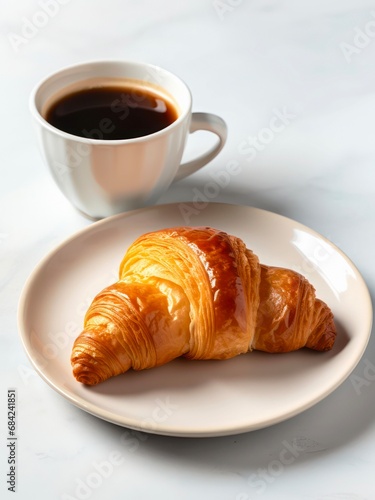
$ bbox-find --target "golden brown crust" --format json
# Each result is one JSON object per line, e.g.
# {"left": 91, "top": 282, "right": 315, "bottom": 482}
{"left": 71, "top": 226, "right": 337, "bottom": 385}
{"left": 252, "top": 265, "right": 335, "bottom": 353}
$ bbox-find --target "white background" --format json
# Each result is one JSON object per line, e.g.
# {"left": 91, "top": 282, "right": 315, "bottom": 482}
{"left": 1, "top": 1, "right": 375, "bottom": 499}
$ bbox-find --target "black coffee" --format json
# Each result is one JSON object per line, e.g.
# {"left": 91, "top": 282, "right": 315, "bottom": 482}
{"left": 45, "top": 84, "right": 178, "bottom": 140}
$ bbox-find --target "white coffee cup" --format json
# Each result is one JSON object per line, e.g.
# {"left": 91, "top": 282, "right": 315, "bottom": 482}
{"left": 30, "top": 60, "right": 227, "bottom": 219}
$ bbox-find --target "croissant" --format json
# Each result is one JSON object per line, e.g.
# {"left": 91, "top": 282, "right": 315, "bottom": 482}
{"left": 71, "top": 226, "right": 336, "bottom": 385}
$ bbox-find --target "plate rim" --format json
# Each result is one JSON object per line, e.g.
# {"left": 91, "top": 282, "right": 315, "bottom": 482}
{"left": 17, "top": 201, "right": 373, "bottom": 437}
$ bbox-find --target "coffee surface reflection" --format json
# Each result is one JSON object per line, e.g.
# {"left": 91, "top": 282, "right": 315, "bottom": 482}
{"left": 45, "top": 83, "right": 179, "bottom": 140}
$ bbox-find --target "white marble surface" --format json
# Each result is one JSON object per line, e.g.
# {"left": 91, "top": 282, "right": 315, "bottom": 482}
{"left": 1, "top": 0, "right": 375, "bottom": 498}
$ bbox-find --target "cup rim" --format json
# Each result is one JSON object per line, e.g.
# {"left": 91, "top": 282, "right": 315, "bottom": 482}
{"left": 29, "top": 59, "right": 192, "bottom": 145}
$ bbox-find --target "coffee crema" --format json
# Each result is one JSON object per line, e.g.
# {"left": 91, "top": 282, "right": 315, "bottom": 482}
{"left": 45, "top": 83, "right": 179, "bottom": 140}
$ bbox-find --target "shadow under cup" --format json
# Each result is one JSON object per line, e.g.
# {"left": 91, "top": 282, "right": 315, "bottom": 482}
{"left": 30, "top": 61, "right": 196, "bottom": 219}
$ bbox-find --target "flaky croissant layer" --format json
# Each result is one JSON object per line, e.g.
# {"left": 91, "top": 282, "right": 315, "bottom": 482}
{"left": 71, "top": 226, "right": 336, "bottom": 385}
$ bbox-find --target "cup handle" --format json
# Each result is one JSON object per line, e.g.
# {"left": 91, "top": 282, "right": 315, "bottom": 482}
{"left": 173, "top": 112, "right": 227, "bottom": 183}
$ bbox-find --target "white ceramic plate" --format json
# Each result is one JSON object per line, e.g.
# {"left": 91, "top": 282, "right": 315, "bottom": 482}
{"left": 18, "top": 203, "right": 372, "bottom": 437}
